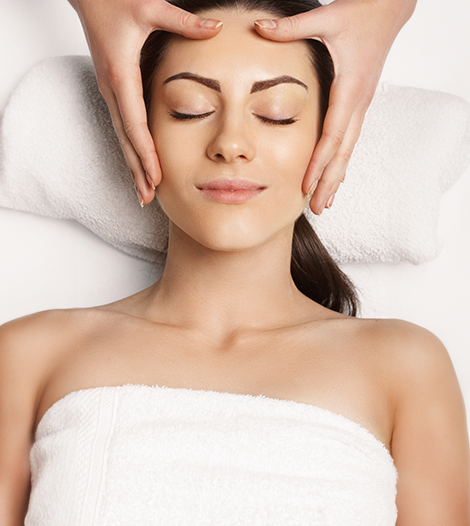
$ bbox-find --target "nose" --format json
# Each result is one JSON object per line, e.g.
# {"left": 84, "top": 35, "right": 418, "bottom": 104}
{"left": 206, "top": 114, "right": 255, "bottom": 163}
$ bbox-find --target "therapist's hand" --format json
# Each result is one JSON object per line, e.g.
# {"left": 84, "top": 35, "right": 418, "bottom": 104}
{"left": 68, "top": 0, "right": 222, "bottom": 206}
{"left": 255, "top": 0, "right": 417, "bottom": 215}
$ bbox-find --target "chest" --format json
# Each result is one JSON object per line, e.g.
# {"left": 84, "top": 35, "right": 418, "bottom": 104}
{"left": 37, "top": 324, "right": 391, "bottom": 448}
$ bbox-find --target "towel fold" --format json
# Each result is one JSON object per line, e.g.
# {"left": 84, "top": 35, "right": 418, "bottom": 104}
{"left": 1, "top": 56, "right": 469, "bottom": 264}
{"left": 26, "top": 384, "right": 397, "bottom": 525}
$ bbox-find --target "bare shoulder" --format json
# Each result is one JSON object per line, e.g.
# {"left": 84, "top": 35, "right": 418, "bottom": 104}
{"left": 0, "top": 307, "right": 129, "bottom": 523}
{"left": 347, "top": 317, "right": 459, "bottom": 405}
{"left": 1, "top": 307, "right": 103, "bottom": 352}
{"left": 357, "top": 318, "right": 457, "bottom": 387}
{"left": 0, "top": 307, "right": 129, "bottom": 430}
{"left": 0, "top": 308, "right": 114, "bottom": 394}
{"left": 367, "top": 317, "right": 465, "bottom": 431}
{"left": 0, "top": 310, "right": 70, "bottom": 372}
{"left": 0, "top": 309, "right": 87, "bottom": 522}
{"left": 356, "top": 318, "right": 469, "bottom": 524}
{"left": 333, "top": 316, "right": 451, "bottom": 367}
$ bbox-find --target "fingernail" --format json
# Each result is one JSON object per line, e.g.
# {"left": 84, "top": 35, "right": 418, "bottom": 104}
{"left": 200, "top": 18, "right": 223, "bottom": 29}
{"left": 146, "top": 172, "right": 156, "bottom": 191}
{"left": 254, "top": 19, "right": 277, "bottom": 29}
{"left": 306, "top": 180, "right": 318, "bottom": 197}
{"left": 326, "top": 193, "right": 336, "bottom": 209}
{"left": 136, "top": 187, "right": 144, "bottom": 208}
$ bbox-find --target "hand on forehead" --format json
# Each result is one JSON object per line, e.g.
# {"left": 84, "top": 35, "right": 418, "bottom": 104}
{"left": 155, "top": 8, "right": 318, "bottom": 96}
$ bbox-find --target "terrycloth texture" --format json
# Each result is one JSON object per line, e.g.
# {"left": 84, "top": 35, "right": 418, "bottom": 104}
{"left": 25, "top": 384, "right": 398, "bottom": 526}
{"left": 1, "top": 56, "right": 469, "bottom": 263}
{"left": 0, "top": 56, "right": 168, "bottom": 266}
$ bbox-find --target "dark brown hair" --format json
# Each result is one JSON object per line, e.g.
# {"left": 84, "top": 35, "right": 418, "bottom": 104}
{"left": 141, "top": 0, "right": 359, "bottom": 316}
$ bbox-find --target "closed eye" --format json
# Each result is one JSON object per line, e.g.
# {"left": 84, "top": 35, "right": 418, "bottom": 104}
{"left": 168, "top": 111, "right": 215, "bottom": 120}
{"left": 255, "top": 114, "right": 298, "bottom": 126}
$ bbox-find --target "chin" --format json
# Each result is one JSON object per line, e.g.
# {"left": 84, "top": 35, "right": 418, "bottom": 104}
{"left": 165, "top": 199, "right": 304, "bottom": 254}
{"left": 192, "top": 229, "right": 268, "bottom": 253}
{"left": 186, "top": 220, "right": 295, "bottom": 254}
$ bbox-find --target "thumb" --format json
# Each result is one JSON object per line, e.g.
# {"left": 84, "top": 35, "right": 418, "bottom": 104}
{"left": 254, "top": 6, "right": 330, "bottom": 42}
{"left": 152, "top": 1, "right": 223, "bottom": 39}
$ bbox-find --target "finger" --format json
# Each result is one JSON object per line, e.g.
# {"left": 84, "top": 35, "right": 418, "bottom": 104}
{"left": 302, "top": 77, "right": 361, "bottom": 197}
{"left": 308, "top": 109, "right": 365, "bottom": 215}
{"left": 254, "top": 6, "right": 330, "bottom": 42}
{"left": 104, "top": 64, "right": 162, "bottom": 183}
{"left": 100, "top": 81, "right": 157, "bottom": 206}
{"left": 147, "top": 1, "right": 223, "bottom": 38}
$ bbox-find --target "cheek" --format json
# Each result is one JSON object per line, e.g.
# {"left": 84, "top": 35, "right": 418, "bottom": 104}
{"left": 258, "top": 122, "right": 318, "bottom": 189}
{"left": 148, "top": 116, "right": 189, "bottom": 221}
{"left": 151, "top": 111, "right": 204, "bottom": 181}
{"left": 258, "top": 119, "right": 318, "bottom": 224}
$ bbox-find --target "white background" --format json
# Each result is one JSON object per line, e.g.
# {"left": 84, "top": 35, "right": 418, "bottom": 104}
{"left": 0, "top": 0, "right": 469, "bottom": 419}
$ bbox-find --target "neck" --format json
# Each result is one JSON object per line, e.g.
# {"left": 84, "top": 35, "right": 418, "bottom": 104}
{"left": 141, "top": 222, "right": 315, "bottom": 337}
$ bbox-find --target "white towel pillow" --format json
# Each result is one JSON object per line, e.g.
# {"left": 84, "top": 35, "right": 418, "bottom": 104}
{"left": 1, "top": 56, "right": 469, "bottom": 264}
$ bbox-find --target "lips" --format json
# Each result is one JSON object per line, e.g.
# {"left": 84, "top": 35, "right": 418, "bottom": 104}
{"left": 196, "top": 179, "right": 266, "bottom": 204}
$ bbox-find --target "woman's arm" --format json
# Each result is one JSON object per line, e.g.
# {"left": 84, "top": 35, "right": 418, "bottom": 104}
{"left": 0, "top": 315, "right": 53, "bottom": 525}
{"left": 254, "top": 0, "right": 417, "bottom": 215}
{"left": 388, "top": 322, "right": 470, "bottom": 525}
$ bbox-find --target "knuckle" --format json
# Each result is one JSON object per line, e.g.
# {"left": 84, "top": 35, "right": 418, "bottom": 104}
{"left": 323, "top": 129, "right": 345, "bottom": 150}
{"left": 117, "top": 132, "right": 130, "bottom": 149}
{"left": 317, "top": 176, "right": 335, "bottom": 193}
{"left": 337, "top": 145, "right": 354, "bottom": 165}
{"left": 104, "top": 63, "right": 123, "bottom": 88}
{"left": 176, "top": 9, "right": 193, "bottom": 29}
{"left": 283, "top": 15, "right": 300, "bottom": 36}
{"left": 310, "top": 157, "right": 328, "bottom": 175}
{"left": 123, "top": 119, "right": 146, "bottom": 138}
{"left": 120, "top": 122, "right": 156, "bottom": 167}
{"left": 140, "top": 148, "right": 157, "bottom": 166}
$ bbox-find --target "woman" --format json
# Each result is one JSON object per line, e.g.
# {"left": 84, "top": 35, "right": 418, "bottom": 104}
{"left": 0, "top": 0, "right": 468, "bottom": 524}
{"left": 68, "top": 0, "right": 417, "bottom": 215}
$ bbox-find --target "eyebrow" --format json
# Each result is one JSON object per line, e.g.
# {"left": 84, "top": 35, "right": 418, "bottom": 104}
{"left": 163, "top": 72, "right": 221, "bottom": 92}
{"left": 163, "top": 72, "right": 308, "bottom": 94}
{"left": 250, "top": 75, "right": 308, "bottom": 94}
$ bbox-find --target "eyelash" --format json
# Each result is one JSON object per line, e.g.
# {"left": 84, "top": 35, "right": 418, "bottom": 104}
{"left": 168, "top": 111, "right": 214, "bottom": 120}
{"left": 168, "top": 111, "right": 297, "bottom": 126}
{"left": 255, "top": 115, "right": 298, "bottom": 126}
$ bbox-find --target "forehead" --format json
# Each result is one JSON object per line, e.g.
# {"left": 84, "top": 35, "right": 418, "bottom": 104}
{"left": 154, "top": 8, "right": 316, "bottom": 92}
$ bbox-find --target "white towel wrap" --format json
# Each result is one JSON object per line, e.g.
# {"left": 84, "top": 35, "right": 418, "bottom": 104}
{"left": 25, "top": 384, "right": 398, "bottom": 525}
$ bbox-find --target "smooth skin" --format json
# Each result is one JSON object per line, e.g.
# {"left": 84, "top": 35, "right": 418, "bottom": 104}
{"left": 67, "top": 0, "right": 416, "bottom": 214}
{"left": 0, "top": 10, "right": 468, "bottom": 526}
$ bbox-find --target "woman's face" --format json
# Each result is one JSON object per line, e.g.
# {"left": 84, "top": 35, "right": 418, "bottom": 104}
{"left": 148, "top": 8, "right": 321, "bottom": 252}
